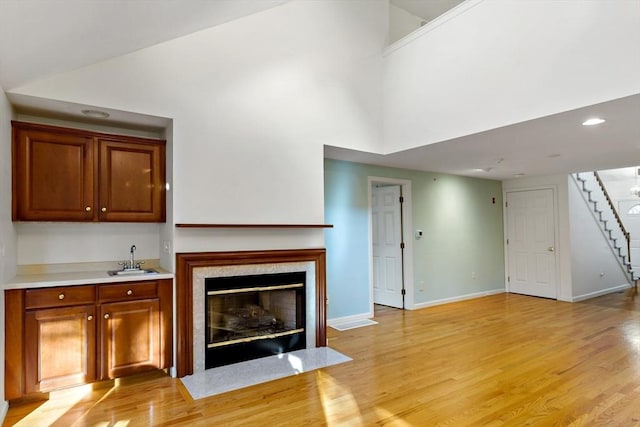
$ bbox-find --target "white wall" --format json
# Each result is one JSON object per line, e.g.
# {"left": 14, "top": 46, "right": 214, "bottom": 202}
{"left": 389, "top": 3, "right": 423, "bottom": 45}
{"left": 0, "top": 92, "right": 17, "bottom": 285}
{"left": 382, "top": 0, "right": 640, "bottom": 154}
{"left": 0, "top": 88, "right": 17, "bottom": 420}
{"left": 568, "top": 177, "right": 630, "bottom": 300}
{"left": 502, "top": 174, "right": 572, "bottom": 301}
{"left": 10, "top": 1, "right": 387, "bottom": 254}
{"left": 16, "top": 223, "right": 161, "bottom": 265}
{"left": 159, "top": 120, "right": 174, "bottom": 271}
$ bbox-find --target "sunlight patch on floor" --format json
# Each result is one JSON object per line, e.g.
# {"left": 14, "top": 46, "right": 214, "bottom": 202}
{"left": 13, "top": 383, "right": 94, "bottom": 427}
{"left": 373, "top": 406, "right": 413, "bottom": 427}
{"left": 11, "top": 379, "right": 127, "bottom": 427}
{"left": 316, "top": 370, "right": 363, "bottom": 426}
{"left": 93, "top": 421, "right": 130, "bottom": 427}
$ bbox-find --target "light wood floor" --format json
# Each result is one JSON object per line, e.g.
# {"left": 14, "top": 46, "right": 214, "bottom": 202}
{"left": 5, "top": 292, "right": 640, "bottom": 426}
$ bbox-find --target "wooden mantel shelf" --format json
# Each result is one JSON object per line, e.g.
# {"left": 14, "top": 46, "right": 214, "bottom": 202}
{"left": 175, "top": 223, "right": 333, "bottom": 229}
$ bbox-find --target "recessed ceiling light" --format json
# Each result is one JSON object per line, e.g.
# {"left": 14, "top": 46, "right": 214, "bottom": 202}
{"left": 81, "top": 109, "right": 110, "bottom": 119}
{"left": 582, "top": 118, "right": 605, "bottom": 126}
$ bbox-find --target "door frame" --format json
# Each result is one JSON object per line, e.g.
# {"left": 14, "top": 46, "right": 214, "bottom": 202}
{"left": 503, "top": 186, "right": 561, "bottom": 299}
{"left": 368, "top": 176, "right": 414, "bottom": 313}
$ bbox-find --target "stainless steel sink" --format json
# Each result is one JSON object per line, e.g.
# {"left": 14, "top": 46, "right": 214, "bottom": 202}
{"left": 107, "top": 268, "right": 158, "bottom": 276}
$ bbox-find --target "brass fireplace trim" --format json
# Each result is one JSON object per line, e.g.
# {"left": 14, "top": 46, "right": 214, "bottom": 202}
{"left": 175, "top": 248, "right": 327, "bottom": 377}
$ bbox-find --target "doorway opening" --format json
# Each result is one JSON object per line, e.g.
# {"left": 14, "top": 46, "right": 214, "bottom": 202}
{"left": 369, "top": 177, "right": 413, "bottom": 312}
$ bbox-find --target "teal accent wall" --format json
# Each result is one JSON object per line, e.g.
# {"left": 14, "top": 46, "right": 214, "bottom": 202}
{"left": 324, "top": 159, "right": 505, "bottom": 319}
{"left": 324, "top": 160, "right": 372, "bottom": 319}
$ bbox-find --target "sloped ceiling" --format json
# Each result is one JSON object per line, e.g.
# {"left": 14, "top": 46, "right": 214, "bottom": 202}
{"left": 0, "top": 0, "right": 287, "bottom": 90}
{"left": 390, "top": 0, "right": 464, "bottom": 22}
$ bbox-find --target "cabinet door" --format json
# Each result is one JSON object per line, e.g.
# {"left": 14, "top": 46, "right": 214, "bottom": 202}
{"left": 24, "top": 305, "right": 97, "bottom": 393}
{"left": 98, "top": 138, "right": 165, "bottom": 222}
{"left": 13, "top": 127, "right": 95, "bottom": 221}
{"left": 100, "top": 298, "right": 161, "bottom": 379}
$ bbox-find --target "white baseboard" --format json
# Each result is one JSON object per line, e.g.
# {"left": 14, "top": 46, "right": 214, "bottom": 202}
{"left": 411, "top": 288, "right": 505, "bottom": 310}
{"left": 570, "top": 283, "right": 631, "bottom": 302}
{"left": 0, "top": 400, "right": 8, "bottom": 425}
{"left": 328, "top": 311, "right": 374, "bottom": 327}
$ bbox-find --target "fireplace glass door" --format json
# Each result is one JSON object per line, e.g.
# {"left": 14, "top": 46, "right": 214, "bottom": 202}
{"left": 205, "top": 272, "right": 306, "bottom": 368}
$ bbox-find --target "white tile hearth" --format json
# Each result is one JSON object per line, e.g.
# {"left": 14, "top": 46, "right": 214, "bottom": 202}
{"left": 180, "top": 347, "right": 351, "bottom": 400}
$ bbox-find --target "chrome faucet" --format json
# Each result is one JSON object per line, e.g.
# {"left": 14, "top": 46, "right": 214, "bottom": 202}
{"left": 129, "top": 245, "right": 136, "bottom": 269}
{"left": 118, "top": 244, "right": 144, "bottom": 270}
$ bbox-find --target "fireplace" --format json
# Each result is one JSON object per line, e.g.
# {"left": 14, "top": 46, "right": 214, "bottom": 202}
{"left": 175, "top": 249, "right": 327, "bottom": 377}
{"left": 205, "top": 272, "right": 306, "bottom": 368}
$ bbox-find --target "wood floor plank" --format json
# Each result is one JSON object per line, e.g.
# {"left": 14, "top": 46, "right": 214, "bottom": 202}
{"left": 5, "top": 293, "right": 640, "bottom": 426}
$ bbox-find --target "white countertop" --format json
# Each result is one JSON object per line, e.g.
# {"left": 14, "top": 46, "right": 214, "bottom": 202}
{"left": 4, "top": 268, "right": 174, "bottom": 290}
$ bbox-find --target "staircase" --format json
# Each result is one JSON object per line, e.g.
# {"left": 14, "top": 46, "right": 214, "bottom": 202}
{"left": 574, "top": 172, "right": 637, "bottom": 282}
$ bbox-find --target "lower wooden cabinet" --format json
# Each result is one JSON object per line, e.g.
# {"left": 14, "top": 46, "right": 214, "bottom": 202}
{"left": 100, "top": 299, "right": 160, "bottom": 380}
{"left": 4, "top": 278, "right": 172, "bottom": 400}
{"left": 24, "top": 305, "right": 96, "bottom": 394}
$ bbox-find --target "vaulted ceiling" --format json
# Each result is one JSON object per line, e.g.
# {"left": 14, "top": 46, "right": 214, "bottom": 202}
{"left": 1, "top": 0, "right": 638, "bottom": 181}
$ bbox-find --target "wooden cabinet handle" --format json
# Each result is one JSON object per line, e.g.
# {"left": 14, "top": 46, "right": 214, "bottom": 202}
{"left": 85, "top": 206, "right": 92, "bottom": 212}
{"left": 127, "top": 289, "right": 133, "bottom": 296}
{"left": 104, "top": 313, "right": 110, "bottom": 319}
{"left": 101, "top": 207, "right": 107, "bottom": 212}
{"left": 87, "top": 315, "right": 93, "bottom": 321}
{"left": 58, "top": 293, "right": 65, "bottom": 300}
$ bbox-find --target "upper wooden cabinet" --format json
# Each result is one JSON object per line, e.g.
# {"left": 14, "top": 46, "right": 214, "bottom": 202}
{"left": 12, "top": 121, "right": 166, "bottom": 222}
{"left": 98, "top": 138, "right": 165, "bottom": 222}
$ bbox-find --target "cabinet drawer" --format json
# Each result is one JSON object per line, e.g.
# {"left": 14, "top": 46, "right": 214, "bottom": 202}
{"left": 98, "top": 281, "right": 157, "bottom": 302}
{"left": 25, "top": 286, "right": 96, "bottom": 310}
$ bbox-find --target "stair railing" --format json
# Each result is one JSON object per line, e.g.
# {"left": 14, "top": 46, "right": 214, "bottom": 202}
{"left": 594, "top": 171, "right": 631, "bottom": 265}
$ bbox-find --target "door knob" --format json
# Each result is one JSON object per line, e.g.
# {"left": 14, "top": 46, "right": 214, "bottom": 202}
{"left": 85, "top": 206, "right": 91, "bottom": 212}
{"left": 101, "top": 207, "right": 107, "bottom": 212}
{"left": 548, "top": 246, "right": 555, "bottom": 252}
{"left": 104, "top": 313, "right": 110, "bottom": 319}
{"left": 87, "top": 315, "right": 93, "bottom": 321}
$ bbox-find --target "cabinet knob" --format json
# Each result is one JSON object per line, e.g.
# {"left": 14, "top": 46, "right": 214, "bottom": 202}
{"left": 127, "top": 289, "right": 133, "bottom": 296}
{"left": 104, "top": 313, "right": 110, "bottom": 319}
{"left": 87, "top": 315, "right": 93, "bottom": 321}
{"left": 85, "top": 206, "right": 92, "bottom": 212}
{"left": 101, "top": 207, "right": 107, "bottom": 212}
{"left": 58, "top": 293, "right": 65, "bottom": 300}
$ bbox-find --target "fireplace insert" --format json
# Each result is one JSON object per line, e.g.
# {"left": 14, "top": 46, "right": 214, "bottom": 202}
{"left": 205, "top": 271, "right": 306, "bottom": 368}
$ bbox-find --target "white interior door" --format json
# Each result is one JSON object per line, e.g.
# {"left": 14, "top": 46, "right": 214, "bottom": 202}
{"left": 506, "top": 189, "right": 557, "bottom": 299}
{"left": 372, "top": 184, "right": 404, "bottom": 308}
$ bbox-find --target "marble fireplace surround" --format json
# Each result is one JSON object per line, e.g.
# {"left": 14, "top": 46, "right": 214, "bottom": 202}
{"left": 175, "top": 249, "right": 327, "bottom": 377}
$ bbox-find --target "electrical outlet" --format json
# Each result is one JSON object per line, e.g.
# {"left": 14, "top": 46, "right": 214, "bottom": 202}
{"left": 162, "top": 240, "right": 171, "bottom": 254}
{"left": 418, "top": 280, "right": 425, "bottom": 291}
{"left": 471, "top": 272, "right": 477, "bottom": 280}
